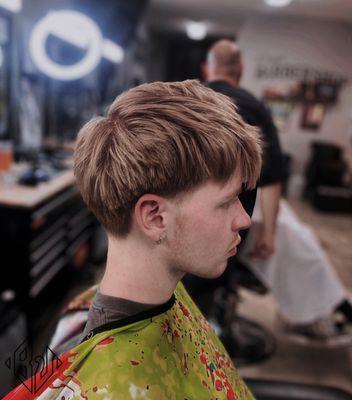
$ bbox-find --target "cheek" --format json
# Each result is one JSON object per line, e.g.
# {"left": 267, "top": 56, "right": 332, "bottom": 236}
{"left": 176, "top": 207, "right": 230, "bottom": 250}
{"left": 192, "top": 214, "right": 228, "bottom": 249}
{"left": 189, "top": 212, "right": 215, "bottom": 235}
{"left": 180, "top": 208, "right": 206, "bottom": 230}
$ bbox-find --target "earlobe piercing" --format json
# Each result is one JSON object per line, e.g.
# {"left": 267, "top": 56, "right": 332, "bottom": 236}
{"left": 156, "top": 231, "right": 167, "bottom": 245}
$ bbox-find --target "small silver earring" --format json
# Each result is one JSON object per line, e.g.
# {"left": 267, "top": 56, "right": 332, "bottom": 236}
{"left": 156, "top": 232, "right": 166, "bottom": 245}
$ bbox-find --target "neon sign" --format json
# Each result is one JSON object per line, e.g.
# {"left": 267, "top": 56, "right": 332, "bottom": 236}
{"left": 0, "top": 0, "right": 22, "bottom": 13}
{"left": 29, "top": 10, "right": 124, "bottom": 81}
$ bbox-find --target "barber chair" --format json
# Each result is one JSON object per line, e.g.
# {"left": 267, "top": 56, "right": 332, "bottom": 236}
{"left": 183, "top": 256, "right": 276, "bottom": 366}
{"left": 304, "top": 142, "right": 352, "bottom": 213}
{"left": 217, "top": 260, "right": 275, "bottom": 365}
{"left": 305, "top": 143, "right": 345, "bottom": 191}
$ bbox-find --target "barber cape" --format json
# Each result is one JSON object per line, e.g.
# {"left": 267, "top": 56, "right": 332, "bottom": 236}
{"left": 5, "top": 283, "right": 254, "bottom": 400}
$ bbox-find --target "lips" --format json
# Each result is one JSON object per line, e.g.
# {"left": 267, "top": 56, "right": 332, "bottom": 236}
{"left": 227, "top": 236, "right": 241, "bottom": 256}
{"left": 229, "top": 235, "right": 241, "bottom": 250}
{"left": 228, "top": 248, "right": 237, "bottom": 257}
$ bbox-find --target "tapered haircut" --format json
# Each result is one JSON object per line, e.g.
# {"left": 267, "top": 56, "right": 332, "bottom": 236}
{"left": 74, "top": 80, "right": 262, "bottom": 237}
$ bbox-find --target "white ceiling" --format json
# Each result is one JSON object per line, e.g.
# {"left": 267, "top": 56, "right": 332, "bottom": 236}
{"left": 148, "top": 0, "right": 352, "bottom": 34}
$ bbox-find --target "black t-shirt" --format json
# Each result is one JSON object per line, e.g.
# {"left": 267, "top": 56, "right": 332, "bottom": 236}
{"left": 206, "top": 80, "right": 284, "bottom": 188}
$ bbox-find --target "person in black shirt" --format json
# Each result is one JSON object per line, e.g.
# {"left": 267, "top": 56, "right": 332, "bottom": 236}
{"left": 182, "top": 40, "right": 284, "bottom": 361}
{"left": 201, "top": 39, "right": 352, "bottom": 340}
{"left": 205, "top": 39, "right": 284, "bottom": 259}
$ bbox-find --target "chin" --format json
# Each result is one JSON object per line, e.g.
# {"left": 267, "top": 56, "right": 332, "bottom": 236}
{"left": 213, "top": 266, "right": 228, "bottom": 279}
{"left": 203, "top": 261, "right": 228, "bottom": 279}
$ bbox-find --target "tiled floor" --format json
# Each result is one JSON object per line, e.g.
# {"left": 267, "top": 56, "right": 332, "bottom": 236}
{"left": 237, "top": 198, "right": 352, "bottom": 394}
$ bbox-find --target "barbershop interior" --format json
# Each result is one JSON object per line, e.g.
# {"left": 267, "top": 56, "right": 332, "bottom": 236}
{"left": 0, "top": 0, "right": 352, "bottom": 398}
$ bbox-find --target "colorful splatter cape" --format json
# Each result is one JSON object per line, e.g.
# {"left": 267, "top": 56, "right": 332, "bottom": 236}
{"left": 5, "top": 283, "right": 254, "bottom": 400}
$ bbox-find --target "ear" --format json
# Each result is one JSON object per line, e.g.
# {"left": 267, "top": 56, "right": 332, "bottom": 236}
{"left": 133, "top": 194, "right": 168, "bottom": 241}
{"left": 238, "top": 62, "right": 243, "bottom": 82}
{"left": 201, "top": 62, "right": 209, "bottom": 81}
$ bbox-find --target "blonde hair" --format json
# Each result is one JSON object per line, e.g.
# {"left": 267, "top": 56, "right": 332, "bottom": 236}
{"left": 74, "top": 80, "right": 262, "bottom": 236}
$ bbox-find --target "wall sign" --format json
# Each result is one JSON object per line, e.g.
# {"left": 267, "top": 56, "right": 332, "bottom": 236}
{"left": 29, "top": 10, "right": 124, "bottom": 81}
{"left": 256, "top": 59, "right": 348, "bottom": 86}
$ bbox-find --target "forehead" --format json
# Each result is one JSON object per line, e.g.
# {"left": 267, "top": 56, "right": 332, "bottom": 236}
{"left": 175, "top": 172, "right": 243, "bottom": 207}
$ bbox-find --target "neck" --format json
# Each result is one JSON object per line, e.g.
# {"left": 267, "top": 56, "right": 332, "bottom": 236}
{"left": 209, "top": 75, "right": 239, "bottom": 88}
{"left": 99, "top": 235, "right": 183, "bottom": 305}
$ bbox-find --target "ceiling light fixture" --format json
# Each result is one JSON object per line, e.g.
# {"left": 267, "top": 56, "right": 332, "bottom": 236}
{"left": 186, "top": 21, "right": 207, "bottom": 41}
{"left": 265, "top": 0, "right": 293, "bottom": 7}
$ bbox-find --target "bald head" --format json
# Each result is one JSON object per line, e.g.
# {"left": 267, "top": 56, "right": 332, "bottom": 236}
{"left": 205, "top": 39, "right": 242, "bottom": 85}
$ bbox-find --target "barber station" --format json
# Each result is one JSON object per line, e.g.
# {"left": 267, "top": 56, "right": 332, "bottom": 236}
{"left": 0, "top": 0, "right": 351, "bottom": 399}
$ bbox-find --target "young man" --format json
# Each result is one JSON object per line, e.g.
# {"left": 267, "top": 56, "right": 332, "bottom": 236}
{"left": 5, "top": 80, "right": 261, "bottom": 399}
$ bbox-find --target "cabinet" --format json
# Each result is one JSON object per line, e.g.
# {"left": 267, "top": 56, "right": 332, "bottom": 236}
{"left": 0, "top": 171, "right": 96, "bottom": 323}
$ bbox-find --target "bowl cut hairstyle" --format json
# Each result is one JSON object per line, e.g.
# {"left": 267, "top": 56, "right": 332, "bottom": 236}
{"left": 74, "top": 80, "right": 262, "bottom": 237}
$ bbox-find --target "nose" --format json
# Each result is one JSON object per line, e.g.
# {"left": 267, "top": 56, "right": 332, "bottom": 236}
{"left": 231, "top": 200, "right": 251, "bottom": 232}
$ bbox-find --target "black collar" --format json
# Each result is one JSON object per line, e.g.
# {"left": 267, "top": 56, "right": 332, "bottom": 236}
{"left": 80, "top": 294, "right": 176, "bottom": 343}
